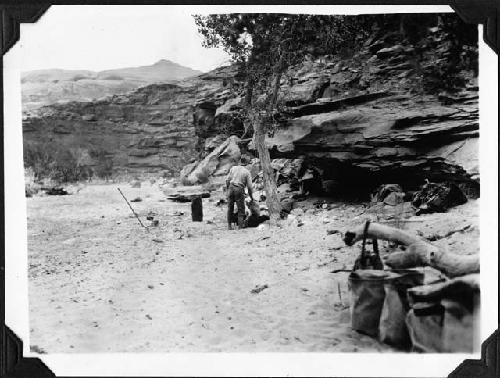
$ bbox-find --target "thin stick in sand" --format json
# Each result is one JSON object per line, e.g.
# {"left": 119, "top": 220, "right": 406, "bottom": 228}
{"left": 117, "top": 187, "right": 149, "bottom": 233}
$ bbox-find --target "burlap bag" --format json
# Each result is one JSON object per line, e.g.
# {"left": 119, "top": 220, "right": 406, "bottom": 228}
{"left": 379, "top": 269, "right": 424, "bottom": 348}
{"left": 348, "top": 270, "right": 388, "bottom": 337}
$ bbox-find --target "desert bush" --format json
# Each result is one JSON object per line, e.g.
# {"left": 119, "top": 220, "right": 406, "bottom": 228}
{"left": 24, "top": 167, "right": 41, "bottom": 197}
{"left": 52, "top": 148, "right": 87, "bottom": 182}
{"left": 88, "top": 146, "right": 114, "bottom": 180}
{"left": 24, "top": 142, "right": 109, "bottom": 183}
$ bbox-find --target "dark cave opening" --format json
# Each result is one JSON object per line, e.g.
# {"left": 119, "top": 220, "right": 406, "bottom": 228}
{"left": 297, "top": 158, "right": 479, "bottom": 201}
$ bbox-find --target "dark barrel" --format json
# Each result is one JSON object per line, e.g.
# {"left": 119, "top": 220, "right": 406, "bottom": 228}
{"left": 191, "top": 196, "right": 203, "bottom": 222}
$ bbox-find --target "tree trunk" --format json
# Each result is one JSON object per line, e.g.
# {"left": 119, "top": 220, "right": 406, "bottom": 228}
{"left": 343, "top": 222, "right": 479, "bottom": 278}
{"left": 244, "top": 59, "right": 284, "bottom": 222}
{"left": 267, "top": 70, "right": 282, "bottom": 113}
{"left": 241, "top": 78, "right": 255, "bottom": 139}
{"left": 244, "top": 76, "right": 254, "bottom": 106}
{"left": 248, "top": 67, "right": 284, "bottom": 222}
{"left": 254, "top": 117, "right": 281, "bottom": 221}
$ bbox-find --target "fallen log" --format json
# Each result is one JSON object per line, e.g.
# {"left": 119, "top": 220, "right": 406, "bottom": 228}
{"left": 343, "top": 222, "right": 479, "bottom": 278}
{"left": 166, "top": 192, "right": 210, "bottom": 202}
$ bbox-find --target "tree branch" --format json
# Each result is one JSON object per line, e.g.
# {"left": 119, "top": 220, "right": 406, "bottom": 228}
{"left": 343, "top": 222, "right": 479, "bottom": 278}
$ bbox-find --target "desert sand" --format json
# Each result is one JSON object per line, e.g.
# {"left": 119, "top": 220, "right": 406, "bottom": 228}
{"left": 26, "top": 182, "right": 478, "bottom": 353}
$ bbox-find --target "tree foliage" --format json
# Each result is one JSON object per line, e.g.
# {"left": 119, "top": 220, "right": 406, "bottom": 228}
{"left": 194, "top": 14, "right": 364, "bottom": 95}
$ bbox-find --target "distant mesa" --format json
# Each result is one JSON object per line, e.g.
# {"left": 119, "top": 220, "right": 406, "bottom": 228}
{"left": 154, "top": 59, "right": 173, "bottom": 65}
{"left": 96, "top": 59, "right": 202, "bottom": 82}
{"left": 21, "top": 59, "right": 203, "bottom": 110}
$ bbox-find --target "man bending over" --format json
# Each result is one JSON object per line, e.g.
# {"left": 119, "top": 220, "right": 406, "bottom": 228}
{"left": 226, "top": 158, "right": 254, "bottom": 230}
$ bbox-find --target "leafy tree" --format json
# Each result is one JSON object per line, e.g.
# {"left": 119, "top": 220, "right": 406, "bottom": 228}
{"left": 194, "top": 14, "right": 362, "bottom": 220}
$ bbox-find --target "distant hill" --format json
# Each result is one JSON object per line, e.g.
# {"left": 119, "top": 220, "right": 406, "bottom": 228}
{"left": 22, "top": 60, "right": 202, "bottom": 110}
{"left": 96, "top": 59, "right": 202, "bottom": 82}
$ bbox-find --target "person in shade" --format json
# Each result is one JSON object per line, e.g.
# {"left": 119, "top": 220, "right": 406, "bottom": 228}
{"left": 226, "top": 157, "right": 254, "bottom": 230}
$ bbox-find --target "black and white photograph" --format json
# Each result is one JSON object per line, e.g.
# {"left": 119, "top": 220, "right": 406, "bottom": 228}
{"left": 2, "top": 3, "right": 498, "bottom": 377}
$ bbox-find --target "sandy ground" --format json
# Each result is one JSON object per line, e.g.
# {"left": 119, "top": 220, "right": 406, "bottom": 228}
{"left": 26, "top": 182, "right": 479, "bottom": 353}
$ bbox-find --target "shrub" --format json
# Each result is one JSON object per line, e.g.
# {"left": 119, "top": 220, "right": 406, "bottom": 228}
{"left": 88, "top": 146, "right": 113, "bottom": 180}
{"left": 23, "top": 142, "right": 113, "bottom": 184}
{"left": 24, "top": 167, "right": 40, "bottom": 197}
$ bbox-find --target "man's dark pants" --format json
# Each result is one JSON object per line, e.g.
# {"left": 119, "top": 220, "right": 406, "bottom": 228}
{"left": 227, "top": 184, "right": 245, "bottom": 228}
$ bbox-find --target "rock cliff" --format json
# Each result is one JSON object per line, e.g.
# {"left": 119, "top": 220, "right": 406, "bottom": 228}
{"left": 192, "top": 16, "right": 479, "bottom": 194}
{"left": 23, "top": 15, "right": 479, "bottom": 194}
{"left": 22, "top": 65, "right": 238, "bottom": 177}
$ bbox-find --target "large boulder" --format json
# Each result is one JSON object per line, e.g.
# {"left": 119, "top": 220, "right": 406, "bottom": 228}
{"left": 180, "top": 135, "right": 241, "bottom": 185}
{"left": 179, "top": 161, "right": 199, "bottom": 182}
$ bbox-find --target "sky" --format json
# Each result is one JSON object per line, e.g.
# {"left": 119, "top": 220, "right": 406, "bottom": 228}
{"left": 18, "top": 6, "right": 232, "bottom": 73}
{"left": 17, "top": 5, "right": 453, "bottom": 74}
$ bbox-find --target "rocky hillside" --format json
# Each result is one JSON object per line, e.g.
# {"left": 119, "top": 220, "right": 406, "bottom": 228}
{"left": 187, "top": 16, "right": 479, "bottom": 195}
{"left": 22, "top": 60, "right": 202, "bottom": 110}
{"left": 23, "top": 14, "right": 479, "bottom": 194}
{"left": 23, "top": 66, "right": 236, "bottom": 177}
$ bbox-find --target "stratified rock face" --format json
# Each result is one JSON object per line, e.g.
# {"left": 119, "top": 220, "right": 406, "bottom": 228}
{"left": 202, "top": 19, "right": 479, "bottom": 193}
{"left": 23, "top": 67, "right": 242, "bottom": 176}
{"left": 266, "top": 90, "right": 478, "bottom": 188}
{"left": 22, "top": 66, "right": 239, "bottom": 177}
{"left": 23, "top": 84, "right": 196, "bottom": 175}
